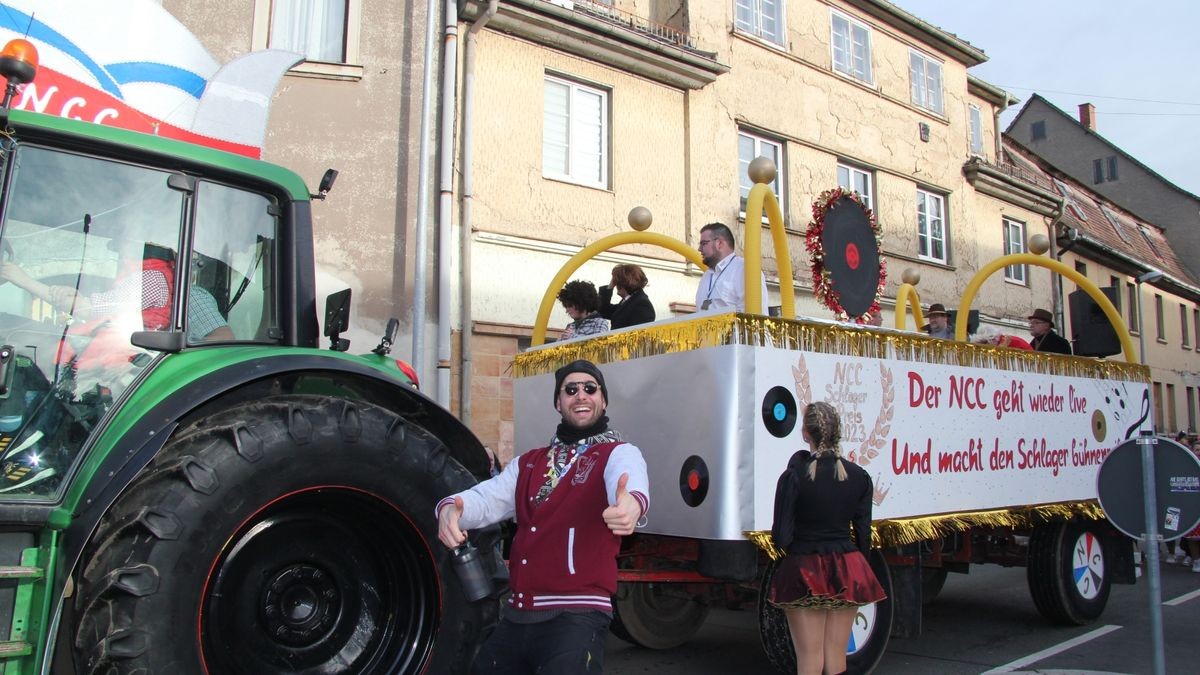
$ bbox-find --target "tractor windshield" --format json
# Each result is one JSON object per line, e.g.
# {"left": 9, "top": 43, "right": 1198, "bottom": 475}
{"left": 0, "top": 145, "right": 184, "bottom": 499}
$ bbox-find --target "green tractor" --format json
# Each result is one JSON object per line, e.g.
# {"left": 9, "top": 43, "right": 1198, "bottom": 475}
{"left": 0, "top": 47, "right": 498, "bottom": 674}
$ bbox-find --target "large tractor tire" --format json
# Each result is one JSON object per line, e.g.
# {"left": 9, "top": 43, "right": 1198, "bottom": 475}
{"left": 1027, "top": 519, "right": 1112, "bottom": 625}
{"left": 71, "top": 396, "right": 498, "bottom": 674}
{"left": 758, "top": 550, "right": 893, "bottom": 675}
{"left": 610, "top": 581, "right": 710, "bottom": 649}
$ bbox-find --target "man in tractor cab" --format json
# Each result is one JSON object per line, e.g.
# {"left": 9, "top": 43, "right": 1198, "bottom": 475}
{"left": 0, "top": 239, "right": 174, "bottom": 334}
{"left": 0, "top": 237, "right": 176, "bottom": 493}
{"left": 436, "top": 359, "right": 649, "bottom": 673}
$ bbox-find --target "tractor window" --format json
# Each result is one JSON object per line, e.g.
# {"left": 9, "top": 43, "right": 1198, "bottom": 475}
{"left": 0, "top": 145, "right": 184, "bottom": 499}
{"left": 189, "top": 182, "right": 277, "bottom": 344}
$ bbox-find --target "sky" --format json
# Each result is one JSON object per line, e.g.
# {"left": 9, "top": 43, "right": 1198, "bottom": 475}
{"left": 890, "top": 0, "right": 1200, "bottom": 197}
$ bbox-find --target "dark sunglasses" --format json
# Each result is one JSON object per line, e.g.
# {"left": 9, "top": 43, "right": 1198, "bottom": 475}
{"left": 562, "top": 382, "right": 600, "bottom": 396}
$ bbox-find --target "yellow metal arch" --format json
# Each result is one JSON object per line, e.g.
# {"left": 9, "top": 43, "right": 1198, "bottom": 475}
{"left": 531, "top": 232, "right": 706, "bottom": 346}
{"left": 955, "top": 253, "right": 1138, "bottom": 363}
{"left": 743, "top": 183, "right": 795, "bottom": 319}
{"left": 893, "top": 283, "right": 924, "bottom": 331}
{"left": 532, "top": 179, "right": 799, "bottom": 346}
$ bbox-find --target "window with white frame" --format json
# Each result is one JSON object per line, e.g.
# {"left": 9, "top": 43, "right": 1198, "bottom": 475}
{"left": 1002, "top": 217, "right": 1026, "bottom": 283}
{"left": 837, "top": 162, "right": 873, "bottom": 211}
{"left": 543, "top": 75, "right": 609, "bottom": 189}
{"left": 253, "top": 0, "right": 361, "bottom": 77}
{"left": 909, "top": 50, "right": 943, "bottom": 115}
{"left": 969, "top": 104, "right": 983, "bottom": 155}
{"left": 831, "top": 11, "right": 872, "bottom": 83}
{"left": 734, "top": 0, "right": 785, "bottom": 45}
{"left": 916, "top": 189, "right": 946, "bottom": 263}
{"left": 738, "top": 130, "right": 784, "bottom": 217}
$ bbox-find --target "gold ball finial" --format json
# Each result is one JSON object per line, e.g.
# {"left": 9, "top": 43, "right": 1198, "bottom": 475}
{"left": 627, "top": 206, "right": 652, "bottom": 232}
{"left": 1028, "top": 234, "right": 1050, "bottom": 255}
{"left": 747, "top": 156, "right": 777, "bottom": 185}
{"left": 901, "top": 268, "right": 920, "bottom": 285}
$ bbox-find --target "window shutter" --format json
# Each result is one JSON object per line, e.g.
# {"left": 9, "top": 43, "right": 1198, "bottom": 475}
{"left": 543, "top": 80, "right": 570, "bottom": 176}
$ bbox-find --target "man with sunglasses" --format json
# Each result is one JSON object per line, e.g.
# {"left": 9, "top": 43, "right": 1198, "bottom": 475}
{"left": 695, "top": 221, "right": 770, "bottom": 313}
{"left": 437, "top": 359, "right": 648, "bottom": 673}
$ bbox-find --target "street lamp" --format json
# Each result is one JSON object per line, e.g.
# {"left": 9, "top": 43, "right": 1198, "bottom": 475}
{"left": 1134, "top": 267, "right": 1166, "bottom": 675}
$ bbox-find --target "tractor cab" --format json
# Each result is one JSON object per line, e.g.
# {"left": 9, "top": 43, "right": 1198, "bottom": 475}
{"left": 0, "top": 137, "right": 279, "bottom": 500}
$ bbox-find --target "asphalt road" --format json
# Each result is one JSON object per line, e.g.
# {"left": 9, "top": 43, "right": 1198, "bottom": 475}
{"left": 606, "top": 559, "right": 1200, "bottom": 674}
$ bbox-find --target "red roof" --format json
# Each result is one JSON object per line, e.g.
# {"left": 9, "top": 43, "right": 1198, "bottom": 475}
{"left": 1002, "top": 138, "right": 1195, "bottom": 285}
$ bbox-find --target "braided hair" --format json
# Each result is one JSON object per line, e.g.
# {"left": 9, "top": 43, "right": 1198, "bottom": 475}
{"left": 803, "top": 401, "right": 848, "bottom": 481}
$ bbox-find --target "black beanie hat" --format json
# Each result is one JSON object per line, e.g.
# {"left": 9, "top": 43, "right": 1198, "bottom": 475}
{"left": 553, "top": 359, "right": 608, "bottom": 403}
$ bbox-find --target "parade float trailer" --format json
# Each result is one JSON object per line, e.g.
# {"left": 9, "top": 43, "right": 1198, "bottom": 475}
{"left": 513, "top": 165, "right": 1146, "bottom": 674}
{"left": 0, "top": 30, "right": 499, "bottom": 674}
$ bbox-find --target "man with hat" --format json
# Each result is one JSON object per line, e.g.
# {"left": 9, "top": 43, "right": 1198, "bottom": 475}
{"left": 437, "top": 359, "right": 648, "bottom": 673}
{"left": 925, "top": 303, "right": 953, "bottom": 340}
{"left": 1028, "top": 308, "right": 1072, "bottom": 354}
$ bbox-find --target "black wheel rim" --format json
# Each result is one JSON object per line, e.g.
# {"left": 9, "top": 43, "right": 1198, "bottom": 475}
{"left": 199, "top": 488, "right": 438, "bottom": 674}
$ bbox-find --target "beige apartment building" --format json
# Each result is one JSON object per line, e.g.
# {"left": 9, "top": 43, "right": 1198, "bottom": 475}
{"left": 456, "top": 0, "right": 1059, "bottom": 456}
{"left": 161, "top": 0, "right": 1078, "bottom": 457}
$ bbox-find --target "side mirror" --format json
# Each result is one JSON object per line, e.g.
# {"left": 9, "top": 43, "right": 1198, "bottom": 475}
{"left": 324, "top": 288, "right": 351, "bottom": 352}
{"left": 312, "top": 169, "right": 338, "bottom": 200}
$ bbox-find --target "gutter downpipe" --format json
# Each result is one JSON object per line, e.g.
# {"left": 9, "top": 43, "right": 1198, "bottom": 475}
{"left": 459, "top": 0, "right": 501, "bottom": 425}
{"left": 1046, "top": 199, "right": 1066, "bottom": 329}
{"left": 435, "top": 0, "right": 460, "bottom": 407}
{"left": 412, "top": 0, "right": 439, "bottom": 383}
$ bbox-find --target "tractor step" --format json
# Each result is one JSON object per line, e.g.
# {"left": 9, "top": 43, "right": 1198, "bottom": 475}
{"left": 0, "top": 640, "right": 32, "bottom": 657}
{"left": 0, "top": 566, "right": 42, "bottom": 580}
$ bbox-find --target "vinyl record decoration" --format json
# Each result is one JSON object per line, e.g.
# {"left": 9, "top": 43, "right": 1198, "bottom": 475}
{"left": 805, "top": 188, "right": 886, "bottom": 321}
{"left": 679, "top": 455, "right": 709, "bottom": 507}
{"left": 762, "top": 386, "right": 798, "bottom": 439}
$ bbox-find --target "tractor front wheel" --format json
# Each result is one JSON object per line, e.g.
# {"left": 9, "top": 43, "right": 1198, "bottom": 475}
{"left": 71, "top": 396, "right": 496, "bottom": 674}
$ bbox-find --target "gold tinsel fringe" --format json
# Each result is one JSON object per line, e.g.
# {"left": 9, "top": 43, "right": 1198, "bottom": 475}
{"left": 514, "top": 314, "right": 1149, "bottom": 382}
{"left": 743, "top": 500, "right": 1108, "bottom": 561}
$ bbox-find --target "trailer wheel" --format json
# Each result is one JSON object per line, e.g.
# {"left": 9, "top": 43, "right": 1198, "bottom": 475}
{"left": 1027, "top": 520, "right": 1111, "bottom": 625}
{"left": 610, "top": 581, "right": 710, "bottom": 649}
{"left": 758, "top": 550, "right": 893, "bottom": 675}
{"left": 71, "top": 396, "right": 497, "bottom": 674}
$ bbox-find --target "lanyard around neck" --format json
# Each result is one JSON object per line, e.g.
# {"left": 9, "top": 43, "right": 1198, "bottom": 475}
{"left": 706, "top": 255, "right": 735, "bottom": 300}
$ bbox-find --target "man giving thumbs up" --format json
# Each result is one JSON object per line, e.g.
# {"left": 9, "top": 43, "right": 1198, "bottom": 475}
{"left": 436, "top": 359, "right": 649, "bottom": 674}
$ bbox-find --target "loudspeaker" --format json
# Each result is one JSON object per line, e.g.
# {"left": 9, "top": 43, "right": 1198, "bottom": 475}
{"left": 1068, "top": 287, "right": 1122, "bottom": 357}
{"left": 947, "top": 309, "right": 979, "bottom": 335}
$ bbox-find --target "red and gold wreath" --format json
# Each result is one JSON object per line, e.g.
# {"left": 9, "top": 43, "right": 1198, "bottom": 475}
{"left": 804, "top": 187, "right": 887, "bottom": 322}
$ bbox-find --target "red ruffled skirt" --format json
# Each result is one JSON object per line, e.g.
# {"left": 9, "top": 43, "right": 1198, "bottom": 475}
{"left": 767, "top": 550, "right": 887, "bottom": 610}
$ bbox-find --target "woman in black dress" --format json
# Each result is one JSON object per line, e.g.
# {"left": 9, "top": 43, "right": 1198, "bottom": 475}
{"left": 768, "top": 401, "right": 885, "bottom": 675}
{"left": 598, "top": 264, "right": 655, "bottom": 330}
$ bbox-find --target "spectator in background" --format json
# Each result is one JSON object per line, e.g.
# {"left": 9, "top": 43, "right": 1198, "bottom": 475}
{"left": 1028, "top": 308, "right": 1072, "bottom": 355}
{"left": 557, "top": 280, "right": 608, "bottom": 341}
{"left": 599, "top": 264, "right": 655, "bottom": 330}
{"left": 1182, "top": 439, "right": 1200, "bottom": 571}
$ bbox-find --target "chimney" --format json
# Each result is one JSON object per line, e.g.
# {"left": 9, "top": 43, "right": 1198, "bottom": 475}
{"left": 1078, "top": 103, "right": 1097, "bottom": 131}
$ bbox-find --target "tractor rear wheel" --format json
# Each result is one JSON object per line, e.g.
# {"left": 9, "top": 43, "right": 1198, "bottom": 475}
{"left": 71, "top": 395, "right": 497, "bottom": 674}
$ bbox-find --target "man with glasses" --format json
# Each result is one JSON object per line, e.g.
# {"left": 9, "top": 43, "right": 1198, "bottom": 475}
{"left": 695, "top": 221, "right": 769, "bottom": 313}
{"left": 437, "top": 359, "right": 648, "bottom": 673}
